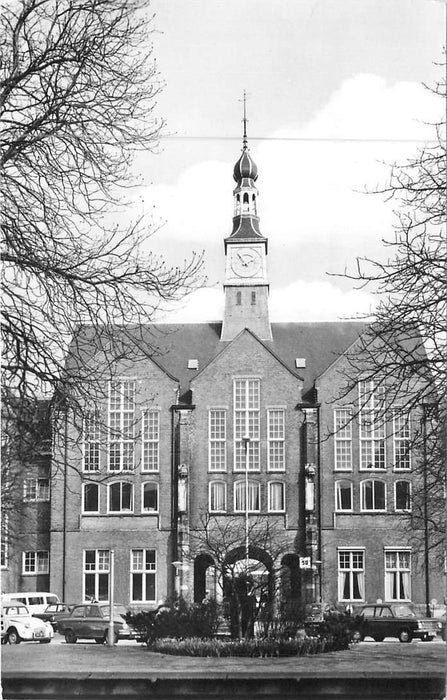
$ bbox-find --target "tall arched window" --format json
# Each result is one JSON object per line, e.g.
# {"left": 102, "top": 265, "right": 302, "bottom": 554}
{"left": 108, "top": 482, "right": 133, "bottom": 513}
{"left": 335, "top": 481, "right": 353, "bottom": 511}
{"left": 209, "top": 481, "right": 226, "bottom": 512}
{"left": 234, "top": 480, "right": 260, "bottom": 512}
{"left": 142, "top": 482, "right": 158, "bottom": 512}
{"left": 360, "top": 479, "right": 386, "bottom": 511}
{"left": 395, "top": 481, "right": 411, "bottom": 511}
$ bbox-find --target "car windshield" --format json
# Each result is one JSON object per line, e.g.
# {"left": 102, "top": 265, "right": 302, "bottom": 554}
{"left": 392, "top": 604, "right": 416, "bottom": 618}
{"left": 101, "top": 605, "right": 127, "bottom": 618}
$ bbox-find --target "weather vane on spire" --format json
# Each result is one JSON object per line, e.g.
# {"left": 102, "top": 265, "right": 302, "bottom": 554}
{"left": 241, "top": 90, "right": 249, "bottom": 150}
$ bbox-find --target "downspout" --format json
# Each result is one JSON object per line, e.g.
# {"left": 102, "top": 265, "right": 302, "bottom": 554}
{"left": 62, "top": 406, "right": 68, "bottom": 602}
{"left": 316, "top": 402, "right": 322, "bottom": 604}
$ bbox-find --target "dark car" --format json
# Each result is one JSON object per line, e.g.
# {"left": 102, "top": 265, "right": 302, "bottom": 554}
{"left": 33, "top": 603, "right": 73, "bottom": 630}
{"left": 352, "top": 603, "right": 441, "bottom": 643}
{"left": 56, "top": 603, "right": 137, "bottom": 644}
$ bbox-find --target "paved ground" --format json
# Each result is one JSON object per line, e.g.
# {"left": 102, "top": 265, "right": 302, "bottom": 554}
{"left": 2, "top": 637, "right": 446, "bottom": 699}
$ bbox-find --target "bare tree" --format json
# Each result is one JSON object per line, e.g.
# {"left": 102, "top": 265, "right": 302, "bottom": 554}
{"left": 1, "top": 0, "right": 203, "bottom": 404}
{"left": 336, "top": 73, "right": 446, "bottom": 562}
{"left": 190, "top": 513, "right": 296, "bottom": 639}
{"left": 0, "top": 0, "right": 203, "bottom": 538}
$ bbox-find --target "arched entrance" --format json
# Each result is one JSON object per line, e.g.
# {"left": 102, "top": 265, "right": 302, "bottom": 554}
{"left": 222, "top": 546, "right": 274, "bottom": 638}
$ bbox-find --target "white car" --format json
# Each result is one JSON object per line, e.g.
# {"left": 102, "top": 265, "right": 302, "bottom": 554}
{"left": 1, "top": 600, "right": 53, "bottom": 644}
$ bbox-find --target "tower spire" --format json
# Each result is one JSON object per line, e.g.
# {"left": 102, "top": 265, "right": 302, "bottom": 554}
{"left": 242, "top": 90, "right": 248, "bottom": 150}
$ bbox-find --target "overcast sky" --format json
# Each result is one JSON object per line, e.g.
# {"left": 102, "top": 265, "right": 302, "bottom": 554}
{"left": 129, "top": 0, "right": 445, "bottom": 323}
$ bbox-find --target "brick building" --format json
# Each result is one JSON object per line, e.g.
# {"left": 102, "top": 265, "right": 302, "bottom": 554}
{"left": 3, "top": 132, "right": 443, "bottom": 616}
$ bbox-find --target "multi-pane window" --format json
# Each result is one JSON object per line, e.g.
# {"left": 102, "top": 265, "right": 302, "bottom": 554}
{"left": 334, "top": 408, "right": 352, "bottom": 471}
{"left": 234, "top": 379, "right": 260, "bottom": 471}
{"left": 360, "top": 479, "right": 386, "bottom": 511}
{"left": 338, "top": 550, "right": 365, "bottom": 601}
{"left": 335, "top": 481, "right": 353, "bottom": 511}
{"left": 108, "top": 482, "right": 133, "bottom": 513}
{"left": 23, "top": 551, "right": 49, "bottom": 575}
{"left": 108, "top": 380, "right": 135, "bottom": 472}
{"left": 234, "top": 480, "right": 260, "bottom": 512}
{"left": 82, "top": 483, "right": 99, "bottom": 513}
{"left": 84, "top": 549, "right": 109, "bottom": 601}
{"left": 142, "top": 410, "right": 159, "bottom": 472}
{"left": 209, "top": 481, "right": 226, "bottom": 512}
{"left": 395, "top": 481, "right": 411, "bottom": 511}
{"left": 268, "top": 481, "right": 285, "bottom": 512}
{"left": 83, "top": 411, "right": 101, "bottom": 471}
{"left": 393, "top": 410, "right": 411, "bottom": 470}
{"left": 142, "top": 482, "right": 158, "bottom": 512}
{"left": 385, "top": 550, "right": 411, "bottom": 601}
{"left": 131, "top": 549, "right": 156, "bottom": 602}
{"left": 359, "top": 381, "right": 386, "bottom": 470}
{"left": 267, "top": 409, "right": 285, "bottom": 471}
{"left": 23, "top": 478, "right": 50, "bottom": 502}
{"left": 209, "top": 410, "right": 226, "bottom": 472}
{"left": 1, "top": 538, "right": 7, "bottom": 569}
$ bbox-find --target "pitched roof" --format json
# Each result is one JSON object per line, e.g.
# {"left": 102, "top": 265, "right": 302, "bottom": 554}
{"left": 67, "top": 321, "right": 366, "bottom": 401}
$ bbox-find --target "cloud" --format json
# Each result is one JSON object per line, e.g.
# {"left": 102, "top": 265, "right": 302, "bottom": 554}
{"left": 137, "top": 74, "right": 440, "bottom": 322}
{"left": 156, "top": 279, "right": 374, "bottom": 323}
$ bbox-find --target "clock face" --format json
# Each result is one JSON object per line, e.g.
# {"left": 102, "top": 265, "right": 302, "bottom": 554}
{"left": 230, "top": 247, "right": 262, "bottom": 277}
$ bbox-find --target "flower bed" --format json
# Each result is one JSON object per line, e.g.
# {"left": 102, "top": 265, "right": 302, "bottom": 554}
{"left": 149, "top": 634, "right": 347, "bottom": 657}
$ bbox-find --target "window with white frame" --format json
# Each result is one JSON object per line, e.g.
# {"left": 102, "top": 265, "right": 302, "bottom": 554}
{"left": 1, "top": 538, "right": 7, "bottom": 569}
{"left": 360, "top": 479, "right": 386, "bottom": 511}
{"left": 268, "top": 481, "right": 285, "bottom": 512}
{"left": 108, "top": 380, "right": 135, "bottom": 471}
{"left": 385, "top": 550, "right": 411, "bottom": 601}
{"left": 108, "top": 482, "right": 133, "bottom": 513}
{"left": 142, "top": 410, "right": 159, "bottom": 472}
{"left": 338, "top": 550, "right": 365, "bottom": 601}
{"left": 234, "top": 480, "right": 260, "bottom": 512}
{"left": 82, "top": 483, "right": 99, "bottom": 513}
{"left": 209, "top": 481, "right": 226, "bottom": 512}
{"left": 393, "top": 409, "right": 411, "bottom": 470}
{"left": 209, "top": 410, "right": 226, "bottom": 472}
{"left": 234, "top": 379, "right": 260, "bottom": 471}
{"left": 84, "top": 549, "right": 109, "bottom": 601}
{"left": 83, "top": 410, "right": 101, "bottom": 471}
{"left": 334, "top": 408, "right": 352, "bottom": 470}
{"left": 335, "top": 480, "right": 353, "bottom": 511}
{"left": 395, "top": 481, "right": 411, "bottom": 511}
{"left": 23, "top": 478, "right": 50, "bottom": 502}
{"left": 23, "top": 550, "right": 49, "bottom": 575}
{"left": 267, "top": 409, "right": 285, "bottom": 471}
{"left": 131, "top": 549, "right": 156, "bottom": 602}
{"left": 142, "top": 482, "right": 158, "bottom": 512}
{"left": 359, "top": 381, "right": 386, "bottom": 469}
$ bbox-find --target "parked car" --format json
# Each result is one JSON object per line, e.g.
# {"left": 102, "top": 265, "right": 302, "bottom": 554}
{"left": 56, "top": 602, "right": 137, "bottom": 644}
{"left": 33, "top": 603, "right": 73, "bottom": 630}
{"left": 2, "top": 592, "right": 60, "bottom": 615}
{"left": 1, "top": 600, "right": 54, "bottom": 644}
{"left": 304, "top": 603, "right": 340, "bottom": 634}
{"left": 352, "top": 603, "right": 441, "bottom": 643}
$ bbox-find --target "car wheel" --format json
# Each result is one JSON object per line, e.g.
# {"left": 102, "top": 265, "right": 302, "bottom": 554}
{"left": 442, "top": 630, "right": 446, "bottom": 642}
{"left": 421, "top": 635, "right": 434, "bottom": 642}
{"left": 7, "top": 628, "right": 21, "bottom": 645}
{"left": 64, "top": 629, "right": 77, "bottom": 644}
{"left": 39, "top": 639, "right": 52, "bottom": 644}
{"left": 351, "top": 629, "right": 364, "bottom": 643}
{"left": 373, "top": 636, "right": 384, "bottom": 642}
{"left": 95, "top": 638, "right": 104, "bottom": 644}
{"left": 398, "top": 629, "right": 412, "bottom": 643}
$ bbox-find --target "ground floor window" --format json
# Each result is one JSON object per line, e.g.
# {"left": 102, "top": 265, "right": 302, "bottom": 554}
{"left": 385, "top": 550, "right": 411, "bottom": 601}
{"left": 338, "top": 549, "right": 365, "bottom": 602}
{"left": 131, "top": 549, "right": 156, "bottom": 602}
{"left": 22, "top": 550, "right": 49, "bottom": 574}
{"left": 84, "top": 549, "right": 110, "bottom": 601}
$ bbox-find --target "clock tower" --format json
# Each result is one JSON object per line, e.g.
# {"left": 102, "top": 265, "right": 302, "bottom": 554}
{"left": 221, "top": 115, "right": 272, "bottom": 341}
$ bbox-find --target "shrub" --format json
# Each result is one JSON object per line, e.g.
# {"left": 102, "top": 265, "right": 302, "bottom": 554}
{"left": 150, "top": 634, "right": 344, "bottom": 657}
{"left": 126, "top": 598, "right": 220, "bottom": 645}
{"left": 305, "top": 611, "right": 364, "bottom": 648}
